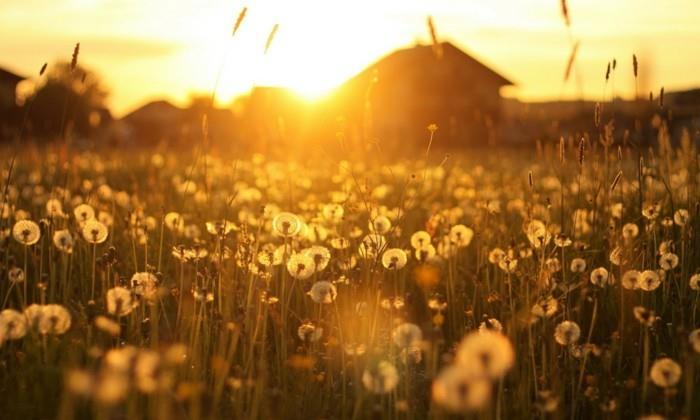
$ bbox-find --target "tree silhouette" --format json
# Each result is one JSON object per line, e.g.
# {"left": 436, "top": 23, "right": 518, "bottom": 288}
{"left": 26, "top": 61, "right": 108, "bottom": 139}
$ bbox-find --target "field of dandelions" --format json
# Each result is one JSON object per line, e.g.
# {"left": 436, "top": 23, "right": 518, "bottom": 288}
{"left": 0, "top": 136, "right": 699, "bottom": 420}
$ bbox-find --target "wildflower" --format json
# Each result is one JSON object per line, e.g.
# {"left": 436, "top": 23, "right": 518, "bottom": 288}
{"left": 554, "top": 321, "right": 581, "bottom": 346}
{"left": 52, "top": 229, "right": 74, "bottom": 253}
{"left": 286, "top": 253, "right": 316, "bottom": 280}
{"left": 297, "top": 322, "right": 323, "bottom": 342}
{"left": 621, "top": 270, "right": 641, "bottom": 290}
{"left": 633, "top": 306, "right": 656, "bottom": 326}
{"left": 272, "top": 212, "right": 302, "bottom": 237}
{"left": 531, "top": 296, "right": 558, "bottom": 318}
{"left": 73, "top": 203, "right": 95, "bottom": 223}
{"left": 690, "top": 273, "right": 700, "bottom": 291}
{"left": 449, "top": 224, "right": 474, "bottom": 247}
{"left": 554, "top": 233, "right": 572, "bottom": 248}
{"left": 673, "top": 209, "right": 690, "bottom": 226}
{"left": 622, "top": 223, "right": 639, "bottom": 240}
{"left": 308, "top": 281, "right": 337, "bottom": 304}
{"left": 82, "top": 219, "right": 108, "bottom": 244}
{"left": 570, "top": 258, "right": 587, "bottom": 273}
{"left": 525, "top": 219, "right": 551, "bottom": 249}
{"left": 498, "top": 256, "right": 518, "bottom": 273}
{"left": 642, "top": 203, "right": 661, "bottom": 220}
{"left": 8, "top": 267, "right": 25, "bottom": 284}
{"left": 392, "top": 323, "right": 423, "bottom": 348}
{"left": 455, "top": 331, "right": 514, "bottom": 379}
{"left": 415, "top": 244, "right": 437, "bottom": 261}
{"left": 382, "top": 248, "right": 408, "bottom": 270}
{"left": 590, "top": 267, "right": 611, "bottom": 287}
{"left": 658, "top": 252, "right": 679, "bottom": 271}
{"left": 302, "top": 245, "right": 331, "bottom": 271}
{"left": 478, "top": 317, "right": 503, "bottom": 334}
{"left": 164, "top": 212, "right": 184, "bottom": 232}
{"left": 131, "top": 272, "right": 160, "bottom": 302}
{"left": 488, "top": 248, "right": 506, "bottom": 264}
{"left": 649, "top": 358, "right": 682, "bottom": 388}
{"left": 639, "top": 270, "right": 661, "bottom": 291}
{"left": 432, "top": 364, "right": 492, "bottom": 411}
{"left": 12, "top": 219, "right": 41, "bottom": 245}
{"left": 362, "top": 361, "right": 399, "bottom": 394}
{"left": 106, "top": 287, "right": 138, "bottom": 316}
{"left": 45, "top": 198, "right": 65, "bottom": 217}
{"left": 369, "top": 215, "right": 392, "bottom": 234}
{"left": 0, "top": 309, "right": 27, "bottom": 343}
{"left": 410, "top": 230, "right": 431, "bottom": 249}
{"left": 428, "top": 297, "right": 447, "bottom": 312}
{"left": 36, "top": 304, "right": 71, "bottom": 335}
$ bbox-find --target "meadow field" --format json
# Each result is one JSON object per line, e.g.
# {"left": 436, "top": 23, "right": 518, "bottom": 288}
{"left": 0, "top": 129, "right": 698, "bottom": 420}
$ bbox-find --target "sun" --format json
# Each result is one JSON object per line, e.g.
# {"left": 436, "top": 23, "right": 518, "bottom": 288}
{"left": 188, "top": 1, "right": 393, "bottom": 107}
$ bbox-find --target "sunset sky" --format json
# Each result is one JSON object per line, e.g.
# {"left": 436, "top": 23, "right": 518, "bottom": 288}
{"left": 2, "top": 0, "right": 700, "bottom": 117}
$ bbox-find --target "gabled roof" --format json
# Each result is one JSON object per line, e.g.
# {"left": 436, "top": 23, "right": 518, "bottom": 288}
{"left": 346, "top": 41, "right": 514, "bottom": 88}
{"left": 0, "top": 67, "right": 25, "bottom": 84}
{"left": 122, "top": 100, "right": 183, "bottom": 121}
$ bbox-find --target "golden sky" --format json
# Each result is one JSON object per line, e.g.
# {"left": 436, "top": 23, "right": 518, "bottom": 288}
{"left": 2, "top": 0, "right": 700, "bottom": 117}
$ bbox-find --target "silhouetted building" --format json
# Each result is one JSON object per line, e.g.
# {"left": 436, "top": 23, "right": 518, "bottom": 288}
{"left": 121, "top": 100, "right": 237, "bottom": 146}
{"left": 0, "top": 67, "right": 25, "bottom": 134}
{"left": 0, "top": 67, "right": 23, "bottom": 110}
{"left": 333, "top": 42, "right": 514, "bottom": 148}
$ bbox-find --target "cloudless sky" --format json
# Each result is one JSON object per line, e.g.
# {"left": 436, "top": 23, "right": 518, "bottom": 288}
{"left": 2, "top": 0, "right": 700, "bottom": 116}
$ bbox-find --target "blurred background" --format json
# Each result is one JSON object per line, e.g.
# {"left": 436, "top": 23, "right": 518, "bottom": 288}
{"left": 1, "top": 0, "right": 699, "bottom": 152}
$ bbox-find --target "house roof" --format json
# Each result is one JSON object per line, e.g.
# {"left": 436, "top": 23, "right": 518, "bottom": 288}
{"left": 346, "top": 41, "right": 514, "bottom": 88}
{"left": 0, "top": 67, "right": 25, "bottom": 84}
{"left": 122, "top": 100, "right": 183, "bottom": 121}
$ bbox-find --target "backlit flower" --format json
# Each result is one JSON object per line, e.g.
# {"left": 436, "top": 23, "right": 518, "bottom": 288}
{"left": 432, "top": 365, "right": 492, "bottom": 412}
{"left": 449, "top": 224, "right": 474, "bottom": 247}
{"left": 12, "top": 219, "right": 41, "bottom": 245}
{"left": 53, "top": 229, "right": 74, "bottom": 253}
{"left": 272, "top": 212, "right": 302, "bottom": 237}
{"left": 554, "top": 321, "right": 581, "bottom": 346}
{"left": 82, "top": 219, "right": 108, "bottom": 244}
{"left": 106, "top": 287, "right": 138, "bottom": 316}
{"left": 455, "top": 331, "right": 514, "bottom": 379}
{"left": 590, "top": 267, "right": 610, "bottom": 287}
{"left": 0, "top": 309, "right": 27, "bottom": 342}
{"left": 286, "top": 253, "right": 316, "bottom": 280}
{"left": 639, "top": 270, "right": 661, "bottom": 291}
{"left": 308, "top": 281, "right": 337, "bottom": 304}
{"left": 621, "top": 270, "right": 641, "bottom": 290}
{"left": 650, "top": 358, "right": 681, "bottom": 388}
{"left": 382, "top": 248, "right": 408, "bottom": 270}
